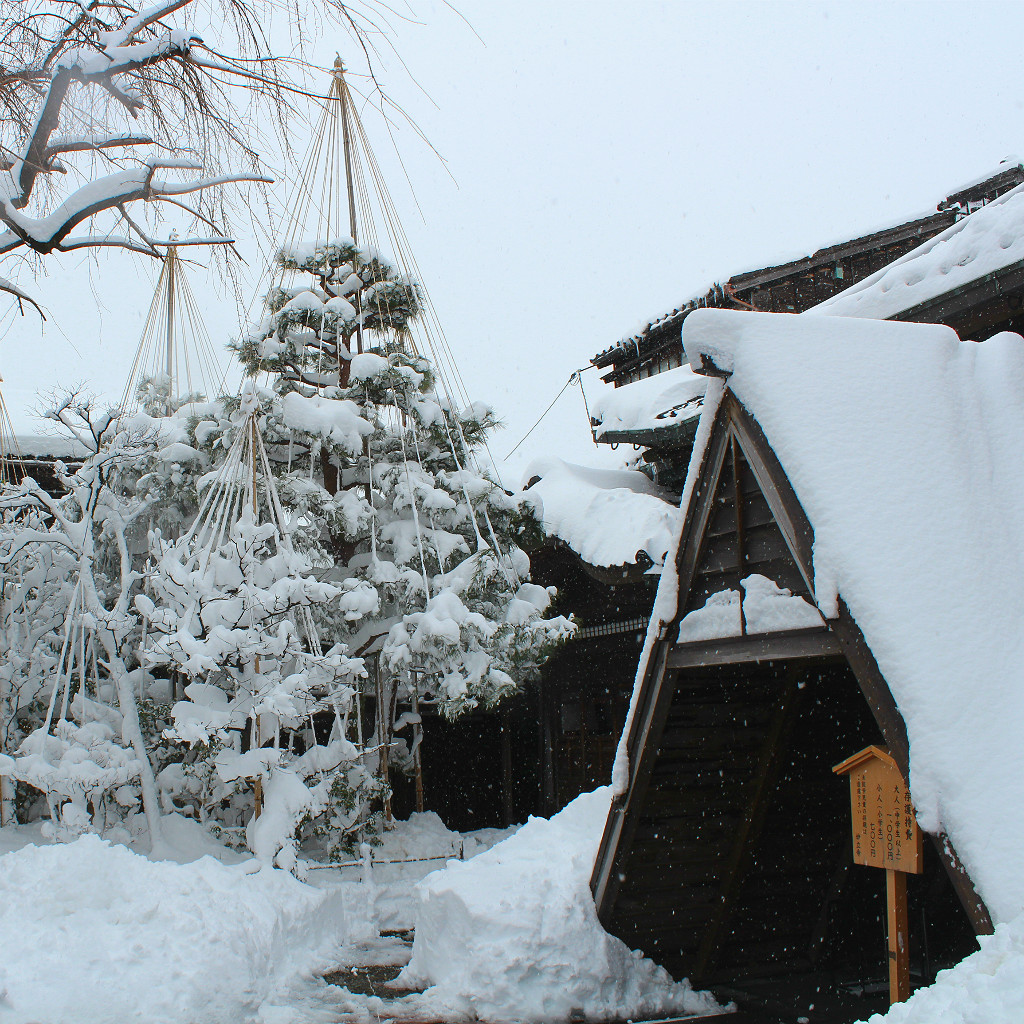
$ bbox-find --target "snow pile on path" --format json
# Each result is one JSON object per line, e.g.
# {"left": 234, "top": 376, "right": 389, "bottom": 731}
{"left": 0, "top": 834, "right": 373, "bottom": 1024}
{"left": 368, "top": 810, "right": 462, "bottom": 860}
{"left": 683, "top": 308, "right": 1024, "bottom": 923}
{"left": 398, "top": 788, "right": 722, "bottom": 1023}
{"left": 523, "top": 457, "right": 681, "bottom": 568}
{"left": 590, "top": 362, "right": 706, "bottom": 439}
{"left": 858, "top": 913, "right": 1024, "bottom": 1024}
{"left": 809, "top": 181, "right": 1024, "bottom": 321}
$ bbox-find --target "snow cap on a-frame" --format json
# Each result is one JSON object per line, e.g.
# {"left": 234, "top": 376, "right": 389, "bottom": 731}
{"left": 681, "top": 306, "right": 1024, "bottom": 924}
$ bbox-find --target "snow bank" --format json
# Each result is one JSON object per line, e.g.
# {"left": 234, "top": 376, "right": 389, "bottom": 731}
{"left": 857, "top": 913, "right": 1024, "bottom": 1024}
{"left": 683, "top": 308, "right": 1024, "bottom": 923}
{"left": 590, "top": 363, "right": 706, "bottom": 439}
{"left": 809, "top": 181, "right": 1024, "bottom": 321}
{"left": 369, "top": 810, "right": 462, "bottom": 863}
{"left": 399, "top": 788, "right": 721, "bottom": 1023}
{"left": 0, "top": 834, "right": 373, "bottom": 1023}
{"left": 523, "top": 457, "right": 681, "bottom": 568}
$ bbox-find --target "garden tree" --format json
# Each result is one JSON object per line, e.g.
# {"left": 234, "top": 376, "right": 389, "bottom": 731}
{"left": 0, "top": 248, "right": 575, "bottom": 857}
{"left": 0, "top": 0, "right": 387, "bottom": 309}
{"left": 0, "top": 508, "right": 72, "bottom": 826}
{"left": 0, "top": 395, "right": 167, "bottom": 845}
{"left": 231, "top": 239, "right": 574, "bottom": 709}
{"left": 233, "top": 239, "right": 421, "bottom": 393}
{"left": 134, "top": 384, "right": 379, "bottom": 865}
{"left": 144, "top": 240, "right": 575, "bottom": 841}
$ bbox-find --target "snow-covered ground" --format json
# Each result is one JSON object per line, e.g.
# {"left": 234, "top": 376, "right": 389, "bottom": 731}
{"left": 399, "top": 788, "right": 719, "bottom": 1023}
{"left": 857, "top": 915, "right": 1024, "bottom": 1024}
{"left": 6, "top": 786, "right": 1024, "bottom": 1023}
{"left": 0, "top": 811, "right": 470, "bottom": 1023}
{"left": 0, "top": 798, "right": 720, "bottom": 1024}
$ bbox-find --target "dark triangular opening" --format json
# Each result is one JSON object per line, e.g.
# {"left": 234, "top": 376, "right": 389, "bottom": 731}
{"left": 682, "top": 430, "right": 812, "bottom": 622}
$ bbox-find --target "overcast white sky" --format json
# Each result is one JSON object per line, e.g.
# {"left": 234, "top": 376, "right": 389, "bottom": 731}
{"left": 4, "top": 0, "right": 1024, "bottom": 482}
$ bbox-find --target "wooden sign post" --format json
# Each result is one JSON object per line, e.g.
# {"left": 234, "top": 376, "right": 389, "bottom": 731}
{"left": 834, "top": 745, "right": 922, "bottom": 1006}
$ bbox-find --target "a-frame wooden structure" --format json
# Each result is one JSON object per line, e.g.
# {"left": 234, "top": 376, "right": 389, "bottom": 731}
{"left": 590, "top": 386, "right": 992, "bottom": 993}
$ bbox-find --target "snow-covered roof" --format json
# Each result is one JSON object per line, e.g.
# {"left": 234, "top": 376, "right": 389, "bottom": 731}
{"left": 943, "top": 155, "right": 1023, "bottom": 204}
{"left": 6, "top": 434, "right": 89, "bottom": 459}
{"left": 522, "top": 458, "right": 681, "bottom": 569}
{"left": 809, "top": 181, "right": 1024, "bottom": 321}
{"left": 682, "top": 307, "right": 1024, "bottom": 924}
{"left": 589, "top": 364, "right": 706, "bottom": 443}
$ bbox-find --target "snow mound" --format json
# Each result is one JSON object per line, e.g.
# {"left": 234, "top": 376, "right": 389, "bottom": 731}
{"left": 809, "top": 181, "right": 1024, "bottom": 321}
{"left": 590, "top": 362, "right": 706, "bottom": 439}
{"left": 683, "top": 308, "right": 1024, "bottom": 923}
{"left": 370, "top": 810, "right": 462, "bottom": 863}
{"left": 0, "top": 834, "right": 373, "bottom": 1023}
{"left": 523, "top": 457, "right": 682, "bottom": 568}
{"left": 857, "top": 913, "right": 1024, "bottom": 1024}
{"left": 398, "top": 788, "right": 721, "bottom": 1023}
{"left": 677, "top": 573, "right": 824, "bottom": 642}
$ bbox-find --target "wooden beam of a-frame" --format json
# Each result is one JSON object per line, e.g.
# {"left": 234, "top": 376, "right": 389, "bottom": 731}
{"left": 730, "top": 434, "right": 748, "bottom": 635}
{"left": 667, "top": 628, "right": 842, "bottom": 668}
{"left": 831, "top": 598, "right": 993, "bottom": 937}
{"left": 726, "top": 395, "right": 816, "bottom": 601}
{"left": 592, "top": 415, "right": 732, "bottom": 917}
{"left": 728, "top": 394, "right": 994, "bottom": 937}
{"left": 672, "top": 416, "right": 735, "bottom": 636}
{"left": 693, "top": 671, "right": 803, "bottom": 985}
{"left": 591, "top": 640, "right": 671, "bottom": 919}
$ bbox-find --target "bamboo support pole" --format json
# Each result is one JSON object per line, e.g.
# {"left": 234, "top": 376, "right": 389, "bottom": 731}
{"left": 334, "top": 58, "right": 364, "bottom": 359}
{"left": 165, "top": 243, "right": 177, "bottom": 410}
{"left": 411, "top": 676, "right": 424, "bottom": 814}
{"left": 375, "top": 656, "right": 392, "bottom": 822}
{"left": 251, "top": 415, "right": 263, "bottom": 818}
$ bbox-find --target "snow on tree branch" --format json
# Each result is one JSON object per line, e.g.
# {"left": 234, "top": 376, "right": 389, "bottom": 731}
{"left": 0, "top": 273, "right": 45, "bottom": 318}
{"left": 0, "top": 0, "right": 383, "bottom": 308}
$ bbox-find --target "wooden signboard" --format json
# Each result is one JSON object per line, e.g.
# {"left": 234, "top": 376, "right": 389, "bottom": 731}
{"left": 834, "top": 744, "right": 922, "bottom": 874}
{"left": 834, "top": 745, "right": 923, "bottom": 1007}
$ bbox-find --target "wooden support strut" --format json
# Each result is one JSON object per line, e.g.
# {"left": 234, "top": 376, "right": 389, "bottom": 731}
{"left": 730, "top": 434, "right": 747, "bottom": 635}
{"left": 887, "top": 867, "right": 911, "bottom": 1004}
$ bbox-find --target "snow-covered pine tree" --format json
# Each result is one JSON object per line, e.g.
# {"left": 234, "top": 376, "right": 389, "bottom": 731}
{"left": 231, "top": 238, "right": 573, "bottom": 715}
{"left": 142, "top": 239, "right": 573, "bottom": 836}
{"left": 128, "top": 383, "right": 382, "bottom": 866}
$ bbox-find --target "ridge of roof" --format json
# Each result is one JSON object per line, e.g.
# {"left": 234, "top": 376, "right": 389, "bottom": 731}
{"left": 596, "top": 163, "right": 1024, "bottom": 371}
